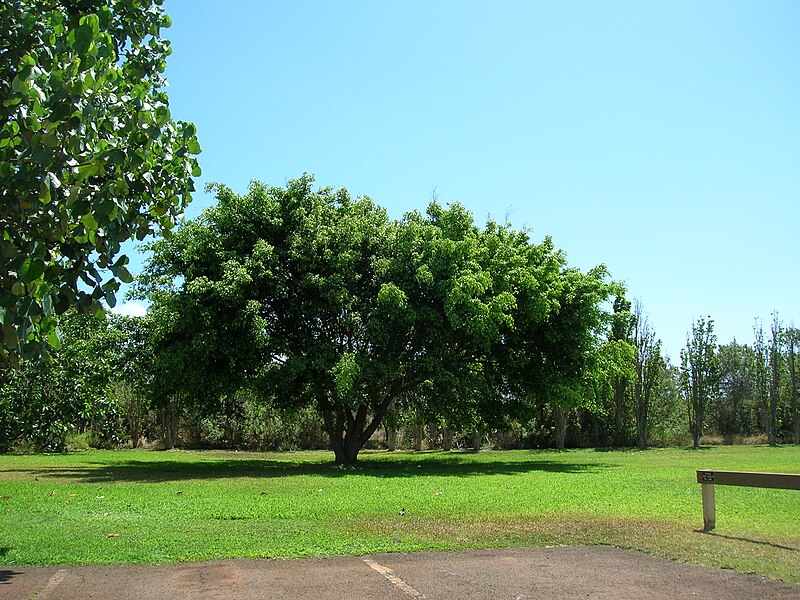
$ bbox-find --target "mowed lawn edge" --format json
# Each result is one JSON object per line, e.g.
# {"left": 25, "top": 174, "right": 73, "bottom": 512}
{"left": 0, "top": 446, "right": 798, "bottom": 583}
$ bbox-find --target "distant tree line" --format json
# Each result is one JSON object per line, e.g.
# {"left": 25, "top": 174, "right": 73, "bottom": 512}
{"left": 1, "top": 180, "right": 798, "bottom": 456}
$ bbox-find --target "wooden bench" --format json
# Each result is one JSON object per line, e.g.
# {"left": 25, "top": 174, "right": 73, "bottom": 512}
{"left": 696, "top": 470, "right": 800, "bottom": 531}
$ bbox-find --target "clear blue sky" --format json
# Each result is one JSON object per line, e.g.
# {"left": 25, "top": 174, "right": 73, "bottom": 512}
{"left": 120, "top": 0, "right": 800, "bottom": 362}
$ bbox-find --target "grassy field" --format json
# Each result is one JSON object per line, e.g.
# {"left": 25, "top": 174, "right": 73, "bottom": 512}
{"left": 0, "top": 446, "right": 798, "bottom": 582}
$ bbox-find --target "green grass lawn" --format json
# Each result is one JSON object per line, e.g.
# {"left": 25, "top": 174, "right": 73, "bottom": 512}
{"left": 0, "top": 446, "right": 798, "bottom": 582}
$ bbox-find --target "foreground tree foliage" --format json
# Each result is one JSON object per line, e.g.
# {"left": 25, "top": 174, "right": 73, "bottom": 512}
{"left": 138, "top": 176, "right": 614, "bottom": 463}
{"left": 0, "top": 0, "right": 200, "bottom": 363}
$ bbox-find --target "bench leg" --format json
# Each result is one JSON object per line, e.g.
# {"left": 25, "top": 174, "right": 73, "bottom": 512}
{"left": 701, "top": 483, "right": 715, "bottom": 531}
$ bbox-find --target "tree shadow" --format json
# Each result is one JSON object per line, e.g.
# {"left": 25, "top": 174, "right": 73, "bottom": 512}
{"left": 0, "top": 549, "right": 22, "bottom": 585}
{"left": 591, "top": 447, "right": 651, "bottom": 453}
{"left": 1, "top": 453, "right": 613, "bottom": 484}
{"left": 695, "top": 530, "right": 799, "bottom": 552}
{"left": 0, "top": 571, "right": 23, "bottom": 585}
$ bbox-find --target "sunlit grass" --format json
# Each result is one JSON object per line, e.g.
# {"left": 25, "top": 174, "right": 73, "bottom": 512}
{"left": 0, "top": 446, "right": 798, "bottom": 582}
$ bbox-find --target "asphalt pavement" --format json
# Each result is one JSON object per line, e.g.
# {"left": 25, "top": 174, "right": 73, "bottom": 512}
{"left": 2, "top": 546, "right": 798, "bottom": 600}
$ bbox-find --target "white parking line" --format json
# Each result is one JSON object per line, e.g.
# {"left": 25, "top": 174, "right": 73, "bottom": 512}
{"left": 363, "top": 558, "right": 427, "bottom": 598}
{"left": 34, "top": 569, "right": 69, "bottom": 599}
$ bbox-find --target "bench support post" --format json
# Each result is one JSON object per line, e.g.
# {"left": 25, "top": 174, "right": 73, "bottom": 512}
{"left": 701, "top": 482, "right": 715, "bottom": 531}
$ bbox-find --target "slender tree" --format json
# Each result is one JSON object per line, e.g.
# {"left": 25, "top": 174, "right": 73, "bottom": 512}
{"left": 766, "top": 314, "right": 783, "bottom": 445}
{"left": 632, "top": 299, "right": 662, "bottom": 449}
{"left": 787, "top": 326, "right": 799, "bottom": 445}
{"left": 715, "top": 340, "right": 756, "bottom": 441}
{"left": 753, "top": 318, "right": 772, "bottom": 444}
{"left": 610, "top": 295, "right": 635, "bottom": 446}
{"left": 680, "top": 316, "right": 718, "bottom": 448}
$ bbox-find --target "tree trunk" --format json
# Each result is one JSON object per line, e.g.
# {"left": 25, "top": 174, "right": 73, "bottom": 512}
{"left": 768, "top": 324, "right": 780, "bottom": 446}
{"left": 414, "top": 421, "right": 423, "bottom": 451}
{"left": 613, "top": 378, "right": 626, "bottom": 447}
{"left": 591, "top": 413, "right": 604, "bottom": 447}
{"left": 634, "top": 382, "right": 647, "bottom": 450}
{"left": 325, "top": 393, "right": 398, "bottom": 465}
{"left": 692, "top": 414, "right": 701, "bottom": 449}
{"left": 635, "top": 409, "right": 647, "bottom": 450}
{"left": 788, "top": 333, "right": 799, "bottom": 445}
{"left": 130, "top": 399, "right": 141, "bottom": 449}
{"left": 159, "top": 395, "right": 180, "bottom": 450}
{"left": 442, "top": 427, "right": 452, "bottom": 451}
{"left": 387, "top": 427, "right": 397, "bottom": 452}
{"left": 160, "top": 410, "right": 177, "bottom": 450}
{"left": 766, "top": 410, "right": 777, "bottom": 446}
{"left": 555, "top": 406, "right": 568, "bottom": 449}
{"left": 472, "top": 430, "right": 482, "bottom": 452}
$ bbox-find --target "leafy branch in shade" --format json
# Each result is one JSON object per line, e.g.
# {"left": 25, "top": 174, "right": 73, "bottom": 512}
{"left": 0, "top": 0, "right": 201, "bottom": 363}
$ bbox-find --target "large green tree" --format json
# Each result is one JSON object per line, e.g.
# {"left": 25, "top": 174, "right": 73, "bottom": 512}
{"left": 0, "top": 0, "right": 200, "bottom": 363}
{"left": 139, "top": 176, "right": 613, "bottom": 464}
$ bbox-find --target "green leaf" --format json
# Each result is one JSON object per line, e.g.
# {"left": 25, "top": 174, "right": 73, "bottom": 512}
{"left": 12, "top": 282, "right": 26, "bottom": 296}
{"left": 80, "top": 13, "right": 100, "bottom": 36}
{"left": 42, "top": 295, "right": 53, "bottom": 317}
{"left": 39, "top": 181, "right": 52, "bottom": 204}
{"left": 71, "top": 24, "right": 95, "bottom": 55}
{"left": 45, "top": 172, "right": 61, "bottom": 188}
{"left": 154, "top": 105, "right": 170, "bottom": 125}
{"left": 187, "top": 138, "right": 201, "bottom": 154}
{"left": 11, "top": 76, "right": 28, "bottom": 94}
{"left": 77, "top": 162, "right": 104, "bottom": 180}
{"left": 41, "top": 131, "right": 60, "bottom": 148}
{"left": 47, "top": 327, "right": 62, "bottom": 350}
{"left": 117, "top": 266, "right": 134, "bottom": 284}
{"left": 3, "top": 324, "right": 17, "bottom": 348}
{"left": 1, "top": 242, "right": 18, "bottom": 258}
{"left": 32, "top": 145, "right": 54, "bottom": 166}
{"left": 18, "top": 258, "right": 46, "bottom": 284}
{"left": 101, "top": 279, "right": 120, "bottom": 293}
{"left": 81, "top": 212, "right": 98, "bottom": 234}
{"left": 106, "top": 149, "right": 126, "bottom": 165}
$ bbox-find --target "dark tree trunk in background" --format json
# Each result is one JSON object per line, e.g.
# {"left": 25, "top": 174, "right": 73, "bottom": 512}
{"left": 325, "top": 395, "right": 397, "bottom": 465}
{"left": 442, "top": 427, "right": 453, "bottom": 451}
{"left": 472, "top": 430, "right": 482, "bottom": 451}
{"left": 788, "top": 331, "right": 799, "bottom": 445}
{"left": 555, "top": 406, "right": 569, "bottom": 449}
{"left": 414, "top": 420, "right": 424, "bottom": 452}
{"left": 613, "top": 378, "right": 626, "bottom": 447}
{"left": 159, "top": 396, "right": 180, "bottom": 450}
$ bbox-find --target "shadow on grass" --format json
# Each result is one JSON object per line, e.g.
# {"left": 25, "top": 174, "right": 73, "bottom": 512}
{"left": 1, "top": 453, "right": 613, "bottom": 484}
{"left": 695, "top": 530, "right": 799, "bottom": 552}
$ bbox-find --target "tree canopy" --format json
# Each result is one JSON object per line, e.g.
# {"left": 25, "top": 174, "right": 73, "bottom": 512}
{"left": 139, "top": 176, "right": 614, "bottom": 463}
{"left": 0, "top": 0, "right": 200, "bottom": 363}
